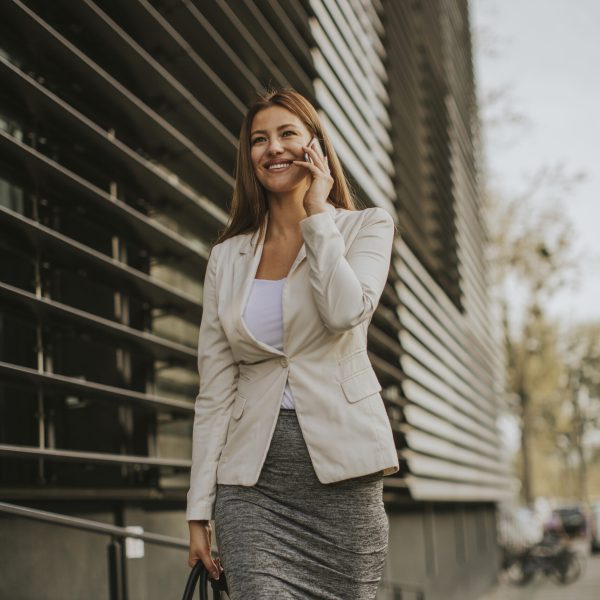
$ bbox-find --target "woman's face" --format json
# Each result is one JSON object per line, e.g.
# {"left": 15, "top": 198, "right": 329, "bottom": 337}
{"left": 250, "top": 106, "right": 313, "bottom": 195}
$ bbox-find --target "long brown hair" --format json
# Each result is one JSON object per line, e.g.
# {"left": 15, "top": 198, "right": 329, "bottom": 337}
{"left": 214, "top": 87, "right": 360, "bottom": 253}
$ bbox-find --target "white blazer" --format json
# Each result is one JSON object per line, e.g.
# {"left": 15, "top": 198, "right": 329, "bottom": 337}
{"left": 186, "top": 201, "right": 400, "bottom": 521}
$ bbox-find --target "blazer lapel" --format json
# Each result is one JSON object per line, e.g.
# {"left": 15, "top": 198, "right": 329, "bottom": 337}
{"left": 234, "top": 210, "right": 284, "bottom": 355}
{"left": 233, "top": 202, "right": 337, "bottom": 353}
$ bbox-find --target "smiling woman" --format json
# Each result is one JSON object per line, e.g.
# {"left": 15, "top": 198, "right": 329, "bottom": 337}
{"left": 249, "top": 105, "right": 333, "bottom": 220}
{"left": 185, "top": 87, "right": 398, "bottom": 599}
{"left": 214, "top": 87, "right": 359, "bottom": 253}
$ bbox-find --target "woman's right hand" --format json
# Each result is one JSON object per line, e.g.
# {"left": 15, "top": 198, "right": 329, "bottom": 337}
{"left": 188, "top": 520, "right": 223, "bottom": 580}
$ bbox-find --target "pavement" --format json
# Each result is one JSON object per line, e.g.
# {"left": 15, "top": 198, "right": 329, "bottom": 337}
{"left": 478, "top": 550, "right": 600, "bottom": 600}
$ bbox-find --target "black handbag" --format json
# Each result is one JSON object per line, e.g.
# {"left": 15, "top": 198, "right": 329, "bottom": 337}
{"left": 181, "top": 561, "right": 229, "bottom": 600}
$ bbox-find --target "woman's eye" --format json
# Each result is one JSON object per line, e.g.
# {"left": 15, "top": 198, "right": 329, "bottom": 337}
{"left": 251, "top": 131, "right": 295, "bottom": 145}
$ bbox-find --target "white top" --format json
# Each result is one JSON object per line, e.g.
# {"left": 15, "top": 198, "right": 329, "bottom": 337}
{"left": 242, "top": 277, "right": 295, "bottom": 409}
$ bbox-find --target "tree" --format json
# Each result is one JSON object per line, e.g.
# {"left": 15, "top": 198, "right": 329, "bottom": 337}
{"left": 486, "top": 170, "right": 582, "bottom": 504}
{"left": 558, "top": 322, "right": 600, "bottom": 502}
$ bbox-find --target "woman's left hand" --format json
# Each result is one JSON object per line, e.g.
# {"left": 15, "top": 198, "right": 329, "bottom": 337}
{"left": 293, "top": 144, "right": 334, "bottom": 216}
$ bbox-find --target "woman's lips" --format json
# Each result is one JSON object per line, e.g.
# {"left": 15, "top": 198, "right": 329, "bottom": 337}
{"left": 265, "top": 161, "right": 294, "bottom": 173}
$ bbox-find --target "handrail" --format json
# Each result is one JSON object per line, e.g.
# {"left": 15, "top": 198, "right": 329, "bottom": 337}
{"left": 1, "top": 502, "right": 423, "bottom": 598}
{"left": 381, "top": 580, "right": 426, "bottom": 599}
{"left": 0, "top": 501, "right": 186, "bottom": 548}
{"left": 0, "top": 500, "right": 190, "bottom": 600}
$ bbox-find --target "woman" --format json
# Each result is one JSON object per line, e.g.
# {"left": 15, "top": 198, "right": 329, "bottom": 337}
{"left": 186, "top": 88, "right": 399, "bottom": 599}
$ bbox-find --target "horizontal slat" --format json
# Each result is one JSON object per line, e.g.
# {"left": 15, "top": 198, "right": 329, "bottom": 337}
{"left": 402, "top": 452, "right": 510, "bottom": 487}
{"left": 395, "top": 241, "right": 496, "bottom": 374}
{"left": 132, "top": 0, "right": 249, "bottom": 116}
{"left": 320, "top": 0, "right": 387, "bottom": 101}
{"left": 317, "top": 110, "right": 396, "bottom": 212}
{"left": 398, "top": 304, "right": 493, "bottom": 401}
{"left": 401, "top": 355, "right": 496, "bottom": 429}
{"left": 405, "top": 476, "right": 513, "bottom": 502}
{"left": 369, "top": 353, "right": 405, "bottom": 391}
{"left": 396, "top": 282, "right": 495, "bottom": 389}
{"left": 316, "top": 71, "right": 393, "bottom": 177}
{"left": 0, "top": 443, "right": 190, "bottom": 469}
{"left": 0, "top": 54, "right": 227, "bottom": 231}
{"left": 165, "top": 0, "right": 264, "bottom": 93}
{"left": 403, "top": 405, "right": 498, "bottom": 459}
{"left": 309, "top": 19, "right": 388, "bottom": 136}
{"left": 400, "top": 330, "right": 495, "bottom": 418}
{"left": 403, "top": 385, "right": 498, "bottom": 449}
{"left": 0, "top": 361, "right": 192, "bottom": 415}
{"left": 315, "top": 80, "right": 394, "bottom": 196}
{"left": 335, "top": 0, "right": 387, "bottom": 78}
{"left": 0, "top": 281, "right": 197, "bottom": 364}
{"left": 261, "top": 0, "right": 315, "bottom": 70}
{"left": 5, "top": 0, "right": 236, "bottom": 197}
{"left": 402, "top": 428, "right": 510, "bottom": 475}
{"left": 0, "top": 130, "right": 209, "bottom": 263}
{"left": 0, "top": 0, "right": 508, "bottom": 508}
{"left": 309, "top": 0, "right": 389, "bottom": 120}
{"left": 228, "top": 0, "right": 314, "bottom": 93}
{"left": 311, "top": 48, "right": 392, "bottom": 159}
{"left": 0, "top": 206, "right": 202, "bottom": 322}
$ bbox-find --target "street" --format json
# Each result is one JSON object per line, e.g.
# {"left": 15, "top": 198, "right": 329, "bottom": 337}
{"left": 479, "top": 552, "right": 600, "bottom": 600}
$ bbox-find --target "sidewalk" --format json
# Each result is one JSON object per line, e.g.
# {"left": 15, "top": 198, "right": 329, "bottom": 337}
{"left": 478, "top": 552, "right": 600, "bottom": 600}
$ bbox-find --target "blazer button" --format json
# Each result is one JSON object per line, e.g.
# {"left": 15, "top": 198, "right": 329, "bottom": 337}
{"left": 280, "top": 357, "right": 289, "bottom": 368}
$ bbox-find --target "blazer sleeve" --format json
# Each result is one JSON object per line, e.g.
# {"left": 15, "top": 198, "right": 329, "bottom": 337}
{"left": 299, "top": 206, "right": 394, "bottom": 333}
{"left": 186, "top": 242, "right": 239, "bottom": 522}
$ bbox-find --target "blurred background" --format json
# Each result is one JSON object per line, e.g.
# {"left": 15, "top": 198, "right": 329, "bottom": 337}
{"left": 473, "top": 1, "right": 600, "bottom": 597}
{"left": 0, "top": 1, "right": 598, "bottom": 599}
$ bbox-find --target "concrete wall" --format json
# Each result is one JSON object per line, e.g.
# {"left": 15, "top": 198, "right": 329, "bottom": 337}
{"left": 379, "top": 503, "right": 499, "bottom": 600}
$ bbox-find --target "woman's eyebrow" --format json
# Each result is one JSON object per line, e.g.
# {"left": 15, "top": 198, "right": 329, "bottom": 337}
{"left": 251, "top": 123, "right": 299, "bottom": 135}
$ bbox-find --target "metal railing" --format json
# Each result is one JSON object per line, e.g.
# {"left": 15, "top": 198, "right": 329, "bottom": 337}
{"left": 0, "top": 501, "right": 191, "bottom": 600}
{"left": 0, "top": 501, "right": 424, "bottom": 599}
{"left": 389, "top": 583, "right": 426, "bottom": 600}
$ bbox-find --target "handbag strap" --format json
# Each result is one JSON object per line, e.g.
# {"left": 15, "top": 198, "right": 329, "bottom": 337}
{"left": 182, "top": 561, "right": 229, "bottom": 600}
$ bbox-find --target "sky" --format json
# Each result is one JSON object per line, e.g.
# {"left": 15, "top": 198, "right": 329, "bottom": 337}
{"left": 471, "top": 0, "right": 600, "bottom": 326}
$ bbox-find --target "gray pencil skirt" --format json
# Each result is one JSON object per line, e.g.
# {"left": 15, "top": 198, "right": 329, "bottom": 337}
{"left": 214, "top": 407, "right": 389, "bottom": 599}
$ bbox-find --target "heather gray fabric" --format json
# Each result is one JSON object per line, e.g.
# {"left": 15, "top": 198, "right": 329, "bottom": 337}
{"left": 214, "top": 408, "right": 388, "bottom": 599}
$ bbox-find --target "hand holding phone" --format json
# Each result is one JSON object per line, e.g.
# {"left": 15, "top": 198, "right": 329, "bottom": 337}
{"left": 304, "top": 137, "right": 325, "bottom": 163}
{"left": 296, "top": 135, "right": 333, "bottom": 213}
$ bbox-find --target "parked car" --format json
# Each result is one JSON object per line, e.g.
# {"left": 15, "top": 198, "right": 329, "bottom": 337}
{"left": 551, "top": 505, "right": 591, "bottom": 548}
{"left": 590, "top": 503, "right": 600, "bottom": 553}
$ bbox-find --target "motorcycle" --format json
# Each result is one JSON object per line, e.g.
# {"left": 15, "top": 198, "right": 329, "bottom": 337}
{"left": 502, "top": 534, "right": 585, "bottom": 586}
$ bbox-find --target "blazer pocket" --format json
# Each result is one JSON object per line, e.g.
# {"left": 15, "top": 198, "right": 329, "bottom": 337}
{"left": 231, "top": 394, "right": 247, "bottom": 420}
{"left": 340, "top": 368, "right": 382, "bottom": 403}
{"left": 338, "top": 348, "right": 371, "bottom": 381}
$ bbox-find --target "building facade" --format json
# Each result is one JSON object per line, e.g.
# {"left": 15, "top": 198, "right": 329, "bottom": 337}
{"left": 0, "top": 1, "right": 509, "bottom": 598}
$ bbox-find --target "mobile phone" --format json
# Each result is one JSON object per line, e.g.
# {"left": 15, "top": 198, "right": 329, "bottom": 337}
{"left": 304, "top": 137, "right": 325, "bottom": 163}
